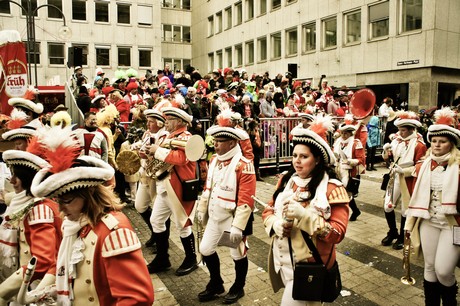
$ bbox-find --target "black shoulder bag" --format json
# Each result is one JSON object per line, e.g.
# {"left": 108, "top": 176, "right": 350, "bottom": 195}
{"left": 173, "top": 165, "right": 200, "bottom": 202}
{"left": 288, "top": 230, "right": 342, "bottom": 302}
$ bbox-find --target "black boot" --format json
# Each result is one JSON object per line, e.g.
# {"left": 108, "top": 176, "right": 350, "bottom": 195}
{"left": 381, "top": 211, "right": 399, "bottom": 246}
{"left": 349, "top": 198, "right": 361, "bottom": 221}
{"left": 198, "top": 253, "right": 225, "bottom": 302}
{"left": 147, "top": 230, "right": 171, "bottom": 274}
{"left": 424, "top": 280, "right": 441, "bottom": 306}
{"left": 440, "top": 282, "right": 458, "bottom": 306}
{"left": 392, "top": 217, "right": 406, "bottom": 250}
{"left": 256, "top": 170, "right": 264, "bottom": 182}
{"left": 223, "top": 257, "right": 248, "bottom": 304}
{"left": 139, "top": 208, "right": 155, "bottom": 249}
{"left": 175, "top": 233, "right": 198, "bottom": 276}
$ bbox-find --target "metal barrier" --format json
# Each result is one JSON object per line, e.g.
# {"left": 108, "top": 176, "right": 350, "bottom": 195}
{"left": 65, "top": 82, "right": 84, "bottom": 127}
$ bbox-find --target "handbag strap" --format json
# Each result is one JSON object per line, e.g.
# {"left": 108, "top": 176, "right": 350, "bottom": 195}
{"left": 173, "top": 162, "right": 199, "bottom": 183}
{"left": 288, "top": 230, "right": 335, "bottom": 268}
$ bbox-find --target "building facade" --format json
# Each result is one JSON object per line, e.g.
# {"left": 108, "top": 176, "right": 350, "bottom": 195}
{"left": 192, "top": 0, "right": 460, "bottom": 109}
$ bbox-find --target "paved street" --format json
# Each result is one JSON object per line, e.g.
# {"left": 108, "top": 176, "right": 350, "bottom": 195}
{"left": 124, "top": 163, "right": 460, "bottom": 306}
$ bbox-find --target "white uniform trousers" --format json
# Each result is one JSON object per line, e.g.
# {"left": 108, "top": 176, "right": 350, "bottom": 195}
{"left": 134, "top": 180, "right": 156, "bottom": 214}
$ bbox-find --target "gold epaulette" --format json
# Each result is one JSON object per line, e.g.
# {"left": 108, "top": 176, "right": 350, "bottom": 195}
{"left": 240, "top": 160, "right": 255, "bottom": 174}
{"left": 101, "top": 228, "right": 141, "bottom": 258}
{"left": 328, "top": 186, "right": 349, "bottom": 204}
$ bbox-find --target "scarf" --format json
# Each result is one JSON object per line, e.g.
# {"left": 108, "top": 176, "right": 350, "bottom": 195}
{"left": 203, "top": 145, "right": 242, "bottom": 210}
{"left": 0, "top": 191, "right": 34, "bottom": 268}
{"left": 407, "top": 153, "right": 458, "bottom": 219}
{"left": 333, "top": 137, "right": 354, "bottom": 186}
{"left": 56, "top": 217, "right": 88, "bottom": 306}
{"left": 392, "top": 132, "right": 418, "bottom": 165}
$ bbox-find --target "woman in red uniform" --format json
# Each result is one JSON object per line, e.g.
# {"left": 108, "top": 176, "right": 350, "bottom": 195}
{"left": 30, "top": 126, "right": 154, "bottom": 306}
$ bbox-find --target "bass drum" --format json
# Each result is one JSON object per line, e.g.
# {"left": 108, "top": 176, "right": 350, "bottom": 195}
{"left": 116, "top": 150, "right": 141, "bottom": 175}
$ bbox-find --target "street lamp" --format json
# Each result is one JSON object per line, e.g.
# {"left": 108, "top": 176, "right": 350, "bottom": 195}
{"left": 6, "top": 0, "right": 72, "bottom": 86}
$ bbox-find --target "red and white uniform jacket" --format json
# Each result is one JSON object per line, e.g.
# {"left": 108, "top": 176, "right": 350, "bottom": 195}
{"left": 154, "top": 127, "right": 196, "bottom": 223}
{"left": 74, "top": 128, "right": 108, "bottom": 162}
{"left": 236, "top": 126, "right": 254, "bottom": 161}
{"left": 72, "top": 212, "right": 153, "bottom": 305}
{"left": 333, "top": 136, "right": 365, "bottom": 186}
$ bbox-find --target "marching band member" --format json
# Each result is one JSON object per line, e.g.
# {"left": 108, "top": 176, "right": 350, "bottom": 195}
{"left": 2, "top": 108, "right": 38, "bottom": 151}
{"left": 196, "top": 109, "right": 256, "bottom": 304}
{"left": 333, "top": 115, "right": 365, "bottom": 221}
{"left": 405, "top": 108, "right": 460, "bottom": 306}
{"left": 382, "top": 111, "right": 427, "bottom": 250}
{"left": 30, "top": 126, "right": 154, "bottom": 305}
{"left": 262, "top": 115, "right": 349, "bottom": 305}
{"left": 74, "top": 112, "right": 108, "bottom": 162}
{"left": 146, "top": 102, "right": 199, "bottom": 276}
{"left": 229, "top": 112, "right": 254, "bottom": 161}
{"left": 7, "top": 89, "right": 44, "bottom": 130}
{"left": 0, "top": 148, "right": 61, "bottom": 305}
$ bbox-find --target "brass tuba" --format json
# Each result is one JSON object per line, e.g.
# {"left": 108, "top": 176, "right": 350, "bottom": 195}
{"left": 349, "top": 88, "right": 376, "bottom": 119}
{"left": 401, "top": 232, "right": 416, "bottom": 285}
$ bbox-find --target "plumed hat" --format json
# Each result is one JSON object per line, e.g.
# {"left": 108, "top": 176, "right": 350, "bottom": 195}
{"left": 2, "top": 109, "right": 36, "bottom": 141}
{"left": 291, "top": 114, "right": 336, "bottom": 165}
{"left": 30, "top": 126, "right": 114, "bottom": 198}
{"left": 394, "top": 111, "right": 421, "bottom": 128}
{"left": 8, "top": 88, "right": 43, "bottom": 115}
{"left": 298, "top": 105, "right": 315, "bottom": 122}
{"left": 161, "top": 95, "right": 193, "bottom": 124}
{"left": 206, "top": 108, "right": 248, "bottom": 140}
{"left": 144, "top": 109, "right": 165, "bottom": 123}
{"left": 338, "top": 114, "right": 357, "bottom": 132}
{"left": 427, "top": 107, "right": 460, "bottom": 147}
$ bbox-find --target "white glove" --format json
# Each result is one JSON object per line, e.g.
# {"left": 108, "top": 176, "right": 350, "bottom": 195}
{"left": 286, "top": 200, "right": 306, "bottom": 220}
{"left": 229, "top": 226, "right": 243, "bottom": 243}
{"left": 383, "top": 143, "right": 391, "bottom": 151}
{"left": 273, "top": 219, "right": 285, "bottom": 237}
{"left": 393, "top": 164, "right": 404, "bottom": 174}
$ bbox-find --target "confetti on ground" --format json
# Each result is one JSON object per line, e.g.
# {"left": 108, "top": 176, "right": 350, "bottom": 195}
{"left": 341, "top": 290, "right": 351, "bottom": 297}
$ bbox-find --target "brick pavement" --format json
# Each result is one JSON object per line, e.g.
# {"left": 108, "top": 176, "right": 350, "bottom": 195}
{"left": 125, "top": 162, "right": 460, "bottom": 305}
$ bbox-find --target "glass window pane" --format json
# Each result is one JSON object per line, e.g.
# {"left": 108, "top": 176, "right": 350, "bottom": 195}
{"left": 0, "top": 1, "right": 10, "bottom": 14}
{"left": 208, "top": 53, "right": 214, "bottom": 71}
{"left": 22, "top": 0, "right": 37, "bottom": 16}
{"left": 303, "top": 23, "right": 316, "bottom": 52}
{"left": 95, "top": 2, "right": 109, "bottom": 22}
{"left": 48, "top": 0, "right": 62, "bottom": 19}
{"left": 260, "top": 0, "right": 266, "bottom": 15}
{"left": 345, "top": 11, "right": 361, "bottom": 44}
{"left": 258, "top": 37, "right": 267, "bottom": 61}
{"left": 372, "top": 19, "right": 389, "bottom": 38}
{"left": 183, "top": 0, "right": 191, "bottom": 10}
{"left": 72, "top": 0, "right": 86, "bottom": 21}
{"left": 271, "top": 32, "right": 281, "bottom": 59}
{"left": 173, "top": 26, "right": 181, "bottom": 42}
{"left": 247, "top": 0, "right": 254, "bottom": 20}
{"left": 139, "top": 50, "right": 151, "bottom": 67}
{"left": 286, "top": 29, "right": 297, "bottom": 55}
{"left": 163, "top": 24, "right": 172, "bottom": 41}
{"left": 225, "top": 47, "right": 232, "bottom": 67}
{"left": 48, "top": 43, "right": 64, "bottom": 65}
{"left": 208, "top": 16, "right": 214, "bottom": 36}
{"left": 272, "top": 0, "right": 280, "bottom": 10}
{"left": 401, "top": 0, "right": 422, "bottom": 32}
{"left": 369, "top": 1, "right": 389, "bottom": 22}
{"left": 96, "top": 48, "right": 110, "bottom": 66}
{"left": 183, "top": 26, "right": 191, "bottom": 43}
{"left": 324, "top": 18, "right": 337, "bottom": 48}
{"left": 216, "top": 12, "right": 222, "bottom": 33}
{"left": 246, "top": 41, "right": 254, "bottom": 64}
{"left": 118, "top": 47, "right": 131, "bottom": 66}
{"left": 235, "top": 44, "right": 242, "bottom": 66}
{"left": 225, "top": 7, "right": 232, "bottom": 29}
{"left": 235, "top": 2, "right": 242, "bottom": 25}
{"left": 72, "top": 44, "right": 88, "bottom": 66}
{"left": 117, "top": 4, "right": 130, "bottom": 24}
{"left": 216, "top": 50, "right": 223, "bottom": 68}
{"left": 24, "top": 41, "right": 40, "bottom": 64}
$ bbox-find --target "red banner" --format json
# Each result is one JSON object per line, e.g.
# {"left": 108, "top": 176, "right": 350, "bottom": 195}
{"left": 0, "top": 41, "right": 28, "bottom": 115}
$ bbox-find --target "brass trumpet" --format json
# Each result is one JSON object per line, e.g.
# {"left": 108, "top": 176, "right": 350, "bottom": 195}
{"left": 401, "top": 232, "right": 416, "bottom": 285}
{"left": 196, "top": 217, "right": 204, "bottom": 265}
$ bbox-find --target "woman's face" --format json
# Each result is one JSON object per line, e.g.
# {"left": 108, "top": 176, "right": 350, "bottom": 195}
{"left": 292, "top": 144, "right": 319, "bottom": 179}
{"left": 341, "top": 130, "right": 353, "bottom": 140}
{"left": 431, "top": 136, "right": 453, "bottom": 156}
{"left": 57, "top": 195, "right": 85, "bottom": 221}
{"left": 9, "top": 171, "right": 24, "bottom": 194}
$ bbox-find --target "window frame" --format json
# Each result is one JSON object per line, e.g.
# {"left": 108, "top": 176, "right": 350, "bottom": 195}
{"left": 246, "top": 0, "right": 254, "bottom": 21}
{"left": 117, "top": 2, "right": 131, "bottom": 25}
{"left": 245, "top": 40, "right": 254, "bottom": 65}
{"left": 138, "top": 4, "right": 153, "bottom": 26}
{"left": 235, "top": 44, "right": 243, "bottom": 67}
{"left": 225, "top": 6, "right": 232, "bottom": 30}
{"left": 47, "top": 0, "right": 63, "bottom": 19}
{"left": 285, "top": 27, "right": 298, "bottom": 56}
{"left": 48, "top": 42, "right": 65, "bottom": 65}
{"left": 0, "top": 1, "right": 11, "bottom": 14}
{"left": 271, "top": 0, "right": 281, "bottom": 11}
{"left": 257, "top": 36, "right": 267, "bottom": 62}
{"left": 24, "top": 41, "right": 40, "bottom": 65}
{"left": 399, "top": 0, "right": 422, "bottom": 34}
{"left": 322, "top": 17, "right": 337, "bottom": 49}
{"left": 270, "top": 32, "right": 282, "bottom": 60}
{"left": 72, "top": 43, "right": 88, "bottom": 66}
{"left": 235, "top": 2, "right": 243, "bottom": 26}
{"left": 72, "top": 0, "right": 86, "bottom": 21}
{"left": 117, "top": 46, "right": 131, "bottom": 67}
{"left": 369, "top": 1, "right": 390, "bottom": 40}
{"left": 216, "top": 11, "right": 223, "bottom": 34}
{"left": 225, "top": 47, "right": 233, "bottom": 67}
{"left": 302, "top": 22, "right": 316, "bottom": 53}
{"left": 344, "top": 10, "right": 361, "bottom": 45}
{"left": 139, "top": 48, "right": 152, "bottom": 68}
{"left": 95, "top": 45, "right": 111, "bottom": 66}
{"left": 95, "top": 1, "right": 109, "bottom": 23}
{"left": 208, "top": 16, "right": 214, "bottom": 37}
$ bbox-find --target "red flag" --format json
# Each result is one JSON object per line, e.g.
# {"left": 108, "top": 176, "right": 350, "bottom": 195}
{"left": 0, "top": 41, "right": 28, "bottom": 115}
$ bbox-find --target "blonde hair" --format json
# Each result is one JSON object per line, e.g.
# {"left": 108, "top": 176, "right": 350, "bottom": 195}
{"left": 425, "top": 142, "right": 460, "bottom": 166}
{"left": 68, "top": 185, "right": 124, "bottom": 226}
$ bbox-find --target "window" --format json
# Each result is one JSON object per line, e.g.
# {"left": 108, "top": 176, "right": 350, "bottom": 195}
{"left": 369, "top": 1, "right": 389, "bottom": 39}
{"left": 302, "top": 22, "right": 316, "bottom": 52}
{"left": 235, "top": 2, "right": 242, "bottom": 26}
{"left": 225, "top": 47, "right": 232, "bottom": 67}
{"left": 247, "top": 0, "right": 254, "bottom": 20}
{"left": 48, "top": 43, "right": 64, "bottom": 65}
{"left": 24, "top": 41, "right": 40, "bottom": 64}
{"left": 72, "top": 0, "right": 86, "bottom": 21}
{"left": 173, "top": 26, "right": 181, "bottom": 42}
{"left": 258, "top": 36, "right": 267, "bottom": 61}
{"left": 216, "top": 11, "right": 223, "bottom": 33}
{"left": 323, "top": 17, "right": 337, "bottom": 48}
{"left": 72, "top": 44, "right": 88, "bottom": 66}
{"left": 260, "top": 0, "right": 267, "bottom": 15}
{"left": 183, "top": 26, "right": 191, "bottom": 43}
{"left": 48, "top": 0, "right": 62, "bottom": 19}
{"left": 22, "top": 0, "right": 37, "bottom": 16}
{"left": 208, "top": 53, "right": 214, "bottom": 72}
{"left": 216, "top": 50, "right": 223, "bottom": 69}
{"left": 272, "top": 0, "right": 281, "bottom": 10}
{"left": 182, "top": 0, "right": 191, "bottom": 10}
{"left": 117, "top": 3, "right": 130, "bottom": 24}
{"left": 164, "top": 58, "right": 173, "bottom": 70}
{"left": 286, "top": 28, "right": 297, "bottom": 56}
{"left": 208, "top": 16, "right": 214, "bottom": 36}
{"left": 225, "top": 7, "right": 232, "bottom": 29}
{"left": 138, "top": 5, "right": 152, "bottom": 26}
{"left": 400, "top": 0, "right": 422, "bottom": 33}
{"left": 0, "top": 1, "right": 10, "bottom": 14}
{"left": 139, "top": 49, "right": 152, "bottom": 67}
{"left": 246, "top": 41, "right": 254, "bottom": 65}
{"left": 163, "top": 25, "right": 172, "bottom": 41}
{"left": 235, "top": 44, "right": 243, "bottom": 66}
{"left": 96, "top": 46, "right": 110, "bottom": 66}
{"left": 118, "top": 47, "right": 131, "bottom": 66}
{"left": 286, "top": 0, "right": 297, "bottom": 4}
{"left": 95, "top": 1, "right": 109, "bottom": 22}
{"left": 271, "top": 32, "right": 281, "bottom": 59}
{"left": 344, "top": 10, "right": 361, "bottom": 44}
{"left": 183, "top": 59, "right": 191, "bottom": 70}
